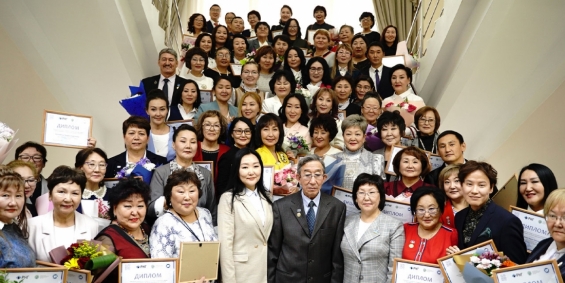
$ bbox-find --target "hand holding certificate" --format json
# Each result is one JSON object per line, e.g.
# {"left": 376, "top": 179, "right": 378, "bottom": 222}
{"left": 42, "top": 110, "right": 93, "bottom": 148}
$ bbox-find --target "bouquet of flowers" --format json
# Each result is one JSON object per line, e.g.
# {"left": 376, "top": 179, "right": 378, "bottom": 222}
{"left": 453, "top": 248, "right": 516, "bottom": 282}
{"left": 0, "top": 122, "right": 18, "bottom": 164}
{"left": 295, "top": 83, "right": 312, "bottom": 106}
{"left": 384, "top": 97, "right": 425, "bottom": 126}
{"left": 287, "top": 134, "right": 310, "bottom": 155}
{"left": 120, "top": 81, "right": 149, "bottom": 119}
{"left": 273, "top": 165, "right": 299, "bottom": 195}
{"left": 239, "top": 50, "right": 256, "bottom": 65}
{"left": 61, "top": 241, "right": 116, "bottom": 270}
{"left": 115, "top": 157, "right": 155, "bottom": 184}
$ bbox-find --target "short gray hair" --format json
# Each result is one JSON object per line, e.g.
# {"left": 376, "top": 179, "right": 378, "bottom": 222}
{"left": 341, "top": 114, "right": 368, "bottom": 133}
{"left": 158, "top": 48, "right": 178, "bottom": 61}
{"left": 297, "top": 154, "right": 325, "bottom": 175}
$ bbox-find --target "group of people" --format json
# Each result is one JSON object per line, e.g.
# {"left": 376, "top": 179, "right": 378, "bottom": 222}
{"left": 1, "top": 3, "right": 564, "bottom": 283}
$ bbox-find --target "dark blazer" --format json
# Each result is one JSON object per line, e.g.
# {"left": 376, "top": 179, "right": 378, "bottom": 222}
{"left": 344, "top": 103, "right": 361, "bottom": 117}
{"left": 331, "top": 68, "right": 361, "bottom": 81}
{"left": 359, "top": 65, "right": 394, "bottom": 99}
{"left": 141, "top": 75, "right": 188, "bottom": 105}
{"left": 455, "top": 202, "right": 528, "bottom": 264}
{"left": 268, "top": 192, "right": 346, "bottom": 283}
{"left": 527, "top": 237, "right": 565, "bottom": 278}
{"left": 242, "top": 29, "right": 252, "bottom": 38}
{"left": 206, "top": 20, "right": 215, "bottom": 33}
{"left": 105, "top": 151, "right": 167, "bottom": 179}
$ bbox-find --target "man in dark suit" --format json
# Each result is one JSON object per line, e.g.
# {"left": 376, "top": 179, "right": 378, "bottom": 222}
{"left": 141, "top": 48, "right": 187, "bottom": 106}
{"left": 359, "top": 42, "right": 394, "bottom": 99}
{"left": 268, "top": 155, "right": 346, "bottom": 283}
{"left": 206, "top": 4, "right": 221, "bottom": 33}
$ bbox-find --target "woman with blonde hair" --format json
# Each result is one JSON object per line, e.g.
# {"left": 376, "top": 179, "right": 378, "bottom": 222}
{"left": 309, "top": 88, "right": 343, "bottom": 149}
{"left": 238, "top": 91, "right": 262, "bottom": 125}
{"left": 438, "top": 164, "right": 467, "bottom": 228}
{"left": 312, "top": 29, "right": 335, "bottom": 68}
{"left": 331, "top": 44, "right": 357, "bottom": 79}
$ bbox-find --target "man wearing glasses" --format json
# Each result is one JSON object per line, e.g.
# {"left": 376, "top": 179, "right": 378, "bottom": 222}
{"left": 268, "top": 155, "right": 345, "bottom": 283}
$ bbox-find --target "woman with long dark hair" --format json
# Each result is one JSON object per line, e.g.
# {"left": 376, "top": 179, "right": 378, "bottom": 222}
{"left": 517, "top": 163, "right": 558, "bottom": 214}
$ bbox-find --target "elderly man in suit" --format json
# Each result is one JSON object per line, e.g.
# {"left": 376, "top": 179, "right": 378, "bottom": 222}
{"left": 141, "top": 48, "right": 187, "bottom": 106}
{"left": 268, "top": 155, "right": 346, "bottom": 283}
{"left": 359, "top": 42, "right": 393, "bottom": 100}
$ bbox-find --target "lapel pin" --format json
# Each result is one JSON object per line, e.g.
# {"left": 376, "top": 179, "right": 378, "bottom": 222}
{"left": 154, "top": 80, "right": 157, "bottom": 85}
{"left": 408, "top": 240, "right": 415, "bottom": 249}
{"left": 296, "top": 209, "right": 301, "bottom": 218}
{"left": 176, "top": 84, "right": 180, "bottom": 89}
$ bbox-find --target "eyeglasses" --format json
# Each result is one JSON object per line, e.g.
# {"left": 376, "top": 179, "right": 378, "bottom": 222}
{"left": 309, "top": 67, "right": 324, "bottom": 73}
{"left": 356, "top": 85, "right": 372, "bottom": 91}
{"left": 415, "top": 208, "right": 439, "bottom": 216}
{"left": 242, "top": 71, "right": 258, "bottom": 75}
{"left": 203, "top": 124, "right": 221, "bottom": 130}
{"left": 233, "top": 129, "right": 252, "bottom": 136}
{"left": 217, "top": 53, "right": 231, "bottom": 59}
{"left": 18, "top": 155, "right": 43, "bottom": 162}
{"left": 85, "top": 162, "right": 108, "bottom": 170}
{"left": 419, "top": 118, "right": 435, "bottom": 124}
{"left": 362, "top": 106, "right": 380, "bottom": 112}
{"left": 361, "top": 17, "right": 372, "bottom": 22}
{"left": 24, "top": 178, "right": 37, "bottom": 186}
{"left": 546, "top": 213, "right": 565, "bottom": 223}
{"left": 358, "top": 191, "right": 378, "bottom": 199}
{"left": 301, "top": 173, "right": 324, "bottom": 180}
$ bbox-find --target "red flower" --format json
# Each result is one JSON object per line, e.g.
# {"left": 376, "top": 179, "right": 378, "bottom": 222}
{"left": 385, "top": 102, "right": 394, "bottom": 108}
{"left": 60, "top": 255, "right": 73, "bottom": 265}
{"left": 407, "top": 104, "right": 417, "bottom": 112}
{"left": 78, "top": 257, "right": 89, "bottom": 269}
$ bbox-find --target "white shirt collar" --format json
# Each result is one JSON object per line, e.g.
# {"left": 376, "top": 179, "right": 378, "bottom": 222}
{"left": 0, "top": 221, "right": 4, "bottom": 230}
{"left": 369, "top": 64, "right": 384, "bottom": 74}
{"left": 301, "top": 189, "right": 321, "bottom": 209}
{"left": 159, "top": 74, "right": 176, "bottom": 81}
{"left": 245, "top": 188, "right": 259, "bottom": 197}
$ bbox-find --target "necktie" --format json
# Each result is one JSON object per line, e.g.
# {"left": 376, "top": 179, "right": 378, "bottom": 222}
{"left": 374, "top": 69, "right": 380, "bottom": 86}
{"left": 306, "top": 201, "right": 316, "bottom": 237}
{"left": 162, "top": 78, "right": 169, "bottom": 100}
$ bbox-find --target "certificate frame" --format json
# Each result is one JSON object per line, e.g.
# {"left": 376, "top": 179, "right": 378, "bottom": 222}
{"left": 178, "top": 241, "right": 220, "bottom": 282}
{"left": 382, "top": 55, "right": 406, "bottom": 68}
{"left": 307, "top": 30, "right": 318, "bottom": 45}
{"left": 200, "top": 90, "right": 212, "bottom": 104}
{"left": 331, "top": 186, "right": 359, "bottom": 216}
{"left": 230, "top": 63, "right": 242, "bottom": 76}
{"left": 182, "top": 34, "right": 197, "bottom": 47}
{"left": 36, "top": 260, "right": 92, "bottom": 283}
{"left": 437, "top": 240, "right": 498, "bottom": 283}
{"left": 492, "top": 173, "right": 519, "bottom": 211}
{"left": 42, "top": 110, "right": 93, "bottom": 149}
{"left": 509, "top": 205, "right": 548, "bottom": 252}
{"left": 427, "top": 152, "right": 444, "bottom": 171}
{"left": 492, "top": 259, "right": 563, "bottom": 283}
{"left": 167, "top": 119, "right": 194, "bottom": 129}
{"left": 1, "top": 267, "right": 68, "bottom": 283}
{"left": 382, "top": 199, "right": 413, "bottom": 223}
{"left": 392, "top": 258, "right": 444, "bottom": 283}
{"left": 119, "top": 258, "right": 179, "bottom": 283}
{"left": 300, "top": 48, "right": 308, "bottom": 56}
{"left": 385, "top": 145, "right": 407, "bottom": 175}
{"left": 263, "top": 165, "right": 275, "bottom": 199}
{"left": 271, "top": 29, "right": 283, "bottom": 37}
{"left": 194, "top": 161, "right": 214, "bottom": 181}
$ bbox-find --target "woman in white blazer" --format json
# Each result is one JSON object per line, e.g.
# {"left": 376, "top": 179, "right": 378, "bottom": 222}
{"left": 218, "top": 148, "right": 274, "bottom": 283}
{"left": 27, "top": 166, "right": 99, "bottom": 262}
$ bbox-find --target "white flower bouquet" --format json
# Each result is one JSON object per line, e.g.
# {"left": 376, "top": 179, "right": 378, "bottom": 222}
{"left": 0, "top": 122, "right": 18, "bottom": 164}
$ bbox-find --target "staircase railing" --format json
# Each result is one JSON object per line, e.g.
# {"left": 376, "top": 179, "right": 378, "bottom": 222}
{"left": 152, "top": 0, "right": 184, "bottom": 57}
{"left": 407, "top": 0, "right": 444, "bottom": 60}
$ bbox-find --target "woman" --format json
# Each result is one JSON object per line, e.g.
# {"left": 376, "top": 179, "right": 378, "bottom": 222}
{"left": 238, "top": 92, "right": 262, "bottom": 125}
{"left": 526, "top": 189, "right": 565, "bottom": 276}
{"left": 262, "top": 70, "right": 295, "bottom": 114}
{"left": 360, "top": 92, "right": 382, "bottom": 127}
{"left": 231, "top": 34, "right": 249, "bottom": 64}
{"left": 272, "top": 35, "right": 290, "bottom": 69}
{"left": 105, "top": 116, "right": 167, "bottom": 178}
{"left": 195, "top": 33, "right": 216, "bottom": 69}
{"left": 282, "top": 18, "right": 308, "bottom": 48}
{"left": 305, "top": 6, "right": 335, "bottom": 38}
{"left": 312, "top": 29, "right": 335, "bottom": 68}
{"left": 333, "top": 75, "right": 362, "bottom": 119}
{"left": 150, "top": 170, "right": 218, "bottom": 258}
{"left": 7, "top": 160, "right": 38, "bottom": 217}
{"left": 351, "top": 34, "right": 370, "bottom": 71}
{"left": 255, "top": 46, "right": 277, "bottom": 94}
{"left": 170, "top": 80, "right": 202, "bottom": 121}
{"left": 309, "top": 88, "right": 343, "bottom": 149}
{"left": 148, "top": 124, "right": 216, "bottom": 225}
{"left": 517, "top": 163, "right": 558, "bottom": 214}
{"left": 95, "top": 177, "right": 151, "bottom": 258}
{"left": 302, "top": 57, "right": 332, "bottom": 98}
{"left": 235, "top": 62, "right": 266, "bottom": 105}
{"left": 407, "top": 106, "right": 440, "bottom": 154}
{"left": 194, "top": 110, "right": 230, "bottom": 185}
{"left": 194, "top": 75, "right": 238, "bottom": 122}
{"left": 438, "top": 164, "right": 467, "bottom": 228}
{"left": 181, "top": 47, "right": 216, "bottom": 90}
{"left": 357, "top": 12, "right": 380, "bottom": 45}
{"left": 331, "top": 44, "right": 357, "bottom": 79}
{"left": 375, "top": 111, "right": 408, "bottom": 169}
{"left": 271, "top": 5, "right": 292, "bottom": 31}
{"left": 212, "top": 24, "right": 229, "bottom": 50}
{"left": 352, "top": 75, "right": 375, "bottom": 106}
{"left": 283, "top": 46, "right": 306, "bottom": 86}
{"left": 146, "top": 90, "right": 175, "bottom": 161}
{"left": 447, "top": 161, "right": 528, "bottom": 264}
{"left": 381, "top": 25, "right": 399, "bottom": 56}
{"left": 28, "top": 166, "right": 99, "bottom": 262}
{"left": 333, "top": 115, "right": 385, "bottom": 189}
{"left": 205, "top": 47, "right": 241, "bottom": 89}
{"left": 255, "top": 114, "right": 290, "bottom": 171}
{"left": 217, "top": 117, "right": 255, "bottom": 197}
{"left": 309, "top": 115, "right": 344, "bottom": 195}
{"left": 279, "top": 93, "right": 312, "bottom": 155}
{"left": 402, "top": 186, "right": 458, "bottom": 263}
{"left": 14, "top": 142, "right": 49, "bottom": 206}
{"left": 382, "top": 64, "right": 423, "bottom": 106}
{"left": 218, "top": 148, "right": 274, "bottom": 283}
{"left": 249, "top": 22, "right": 272, "bottom": 52}
{"left": 338, "top": 25, "right": 354, "bottom": 47}
{"left": 341, "top": 173, "right": 404, "bottom": 282}
{"left": 0, "top": 167, "right": 36, "bottom": 267}
{"left": 75, "top": 148, "right": 111, "bottom": 228}
{"left": 187, "top": 13, "right": 206, "bottom": 37}
{"left": 243, "top": 10, "right": 259, "bottom": 38}
{"left": 384, "top": 146, "right": 432, "bottom": 202}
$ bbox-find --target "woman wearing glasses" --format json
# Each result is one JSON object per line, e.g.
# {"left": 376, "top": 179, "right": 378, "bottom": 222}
{"left": 235, "top": 62, "right": 265, "bottom": 106}
{"left": 7, "top": 160, "right": 39, "bottom": 217}
{"left": 75, "top": 148, "right": 111, "bottom": 228}
{"left": 180, "top": 47, "right": 214, "bottom": 91}
{"left": 331, "top": 44, "right": 357, "bottom": 80}
{"left": 402, "top": 187, "right": 458, "bottom": 263}
{"left": 249, "top": 22, "right": 272, "bottom": 52}
{"left": 193, "top": 110, "right": 229, "bottom": 190}
{"left": 341, "top": 173, "right": 404, "bottom": 282}
{"left": 282, "top": 18, "right": 307, "bottom": 48}
{"left": 406, "top": 106, "right": 441, "bottom": 154}
{"left": 357, "top": 12, "right": 380, "bottom": 45}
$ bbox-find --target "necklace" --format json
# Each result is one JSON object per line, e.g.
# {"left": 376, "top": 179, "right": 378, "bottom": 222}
{"left": 115, "top": 223, "right": 150, "bottom": 256}
{"left": 170, "top": 210, "right": 206, "bottom": 242}
{"left": 418, "top": 135, "right": 436, "bottom": 153}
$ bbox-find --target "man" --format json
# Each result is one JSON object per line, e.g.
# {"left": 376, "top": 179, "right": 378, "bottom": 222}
{"left": 268, "top": 155, "right": 345, "bottom": 283}
{"left": 206, "top": 4, "right": 221, "bottom": 33}
{"left": 141, "top": 48, "right": 187, "bottom": 106}
{"left": 243, "top": 10, "right": 260, "bottom": 38}
{"left": 230, "top": 16, "right": 245, "bottom": 38}
{"left": 426, "top": 130, "right": 466, "bottom": 187}
{"left": 360, "top": 42, "right": 393, "bottom": 99}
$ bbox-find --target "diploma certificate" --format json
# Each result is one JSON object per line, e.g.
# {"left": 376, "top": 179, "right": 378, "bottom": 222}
{"left": 331, "top": 186, "right": 359, "bottom": 216}
{"left": 492, "top": 260, "right": 563, "bottom": 283}
{"left": 382, "top": 199, "right": 413, "bottom": 223}
{"left": 510, "top": 206, "right": 549, "bottom": 252}
{"left": 119, "top": 258, "right": 178, "bottom": 283}
{"left": 437, "top": 240, "right": 497, "bottom": 283}
{"left": 392, "top": 259, "right": 444, "bottom": 283}
{"left": 43, "top": 110, "right": 92, "bottom": 148}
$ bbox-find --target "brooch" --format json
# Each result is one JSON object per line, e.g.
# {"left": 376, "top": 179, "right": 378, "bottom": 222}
{"left": 408, "top": 240, "right": 415, "bottom": 249}
{"left": 297, "top": 209, "right": 302, "bottom": 218}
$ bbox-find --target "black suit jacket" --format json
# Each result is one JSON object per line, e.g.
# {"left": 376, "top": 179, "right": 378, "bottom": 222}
{"left": 242, "top": 29, "right": 252, "bottom": 38}
{"left": 206, "top": 20, "right": 215, "bottom": 33}
{"left": 105, "top": 151, "right": 167, "bottom": 179}
{"left": 455, "top": 202, "right": 528, "bottom": 263}
{"left": 141, "top": 75, "right": 188, "bottom": 105}
{"left": 527, "top": 237, "right": 565, "bottom": 277}
{"left": 268, "top": 192, "right": 346, "bottom": 283}
{"left": 359, "top": 66, "right": 394, "bottom": 99}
